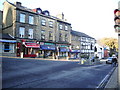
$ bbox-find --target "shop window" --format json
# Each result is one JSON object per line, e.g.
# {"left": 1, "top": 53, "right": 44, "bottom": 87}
{"left": 20, "top": 13, "right": 25, "bottom": 23}
{"left": 4, "top": 43, "right": 10, "bottom": 52}
{"left": 41, "top": 19, "right": 46, "bottom": 26}
{"left": 28, "top": 28, "right": 33, "bottom": 39}
{"left": 41, "top": 30, "right": 45, "bottom": 40}
{"left": 29, "top": 16, "right": 34, "bottom": 24}
{"left": 19, "top": 27, "right": 25, "bottom": 38}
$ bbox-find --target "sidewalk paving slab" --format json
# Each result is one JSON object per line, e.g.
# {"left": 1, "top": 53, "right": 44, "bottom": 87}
{"left": 105, "top": 67, "right": 118, "bottom": 89}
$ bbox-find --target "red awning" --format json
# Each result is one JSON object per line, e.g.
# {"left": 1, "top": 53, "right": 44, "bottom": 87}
{"left": 24, "top": 43, "right": 40, "bottom": 48}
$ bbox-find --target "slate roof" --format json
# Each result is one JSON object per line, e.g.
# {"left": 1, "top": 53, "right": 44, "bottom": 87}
{"left": 0, "top": 33, "right": 16, "bottom": 40}
{"left": 71, "top": 30, "right": 95, "bottom": 39}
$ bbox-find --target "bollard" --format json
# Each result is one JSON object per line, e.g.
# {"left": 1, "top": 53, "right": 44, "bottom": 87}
{"left": 20, "top": 52, "right": 23, "bottom": 58}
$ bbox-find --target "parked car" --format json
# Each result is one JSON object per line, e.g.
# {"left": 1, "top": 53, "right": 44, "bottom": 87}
{"left": 106, "top": 57, "right": 113, "bottom": 64}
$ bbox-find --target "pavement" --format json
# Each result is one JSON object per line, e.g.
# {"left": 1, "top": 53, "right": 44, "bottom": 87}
{"left": 105, "top": 67, "right": 118, "bottom": 89}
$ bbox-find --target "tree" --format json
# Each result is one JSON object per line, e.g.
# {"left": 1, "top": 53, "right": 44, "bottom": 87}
{"left": 97, "top": 37, "right": 118, "bottom": 56}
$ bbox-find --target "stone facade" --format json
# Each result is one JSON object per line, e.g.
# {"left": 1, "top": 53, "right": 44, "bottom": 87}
{"left": 0, "top": 10, "right": 2, "bottom": 33}
{"left": 2, "top": 1, "right": 71, "bottom": 58}
{"left": 71, "top": 30, "right": 96, "bottom": 59}
{"left": 2, "top": 1, "right": 71, "bottom": 42}
{"left": 2, "top": 1, "right": 96, "bottom": 59}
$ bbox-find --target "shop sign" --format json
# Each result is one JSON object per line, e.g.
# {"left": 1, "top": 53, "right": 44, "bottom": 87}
{"left": 40, "top": 42, "right": 44, "bottom": 45}
{"left": 44, "top": 43, "right": 54, "bottom": 45}
{"left": 56, "top": 44, "right": 68, "bottom": 47}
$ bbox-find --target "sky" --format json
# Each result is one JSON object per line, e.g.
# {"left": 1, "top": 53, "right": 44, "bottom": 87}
{"left": 0, "top": 0, "right": 119, "bottom": 39}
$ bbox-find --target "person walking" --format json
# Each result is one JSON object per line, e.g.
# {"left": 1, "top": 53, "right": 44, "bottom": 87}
{"left": 112, "top": 57, "right": 118, "bottom": 67}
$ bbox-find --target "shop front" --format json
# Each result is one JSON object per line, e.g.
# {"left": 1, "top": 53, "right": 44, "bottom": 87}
{"left": 0, "top": 39, "right": 17, "bottom": 56}
{"left": 39, "top": 42, "right": 56, "bottom": 59}
{"left": 17, "top": 41, "right": 40, "bottom": 58}
{"left": 69, "top": 50, "right": 80, "bottom": 59}
{"left": 56, "top": 44, "right": 70, "bottom": 59}
{"left": 0, "top": 33, "right": 17, "bottom": 57}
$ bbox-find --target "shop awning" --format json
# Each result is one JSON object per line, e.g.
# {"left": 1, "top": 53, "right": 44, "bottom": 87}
{"left": 60, "top": 48, "right": 69, "bottom": 52}
{"left": 40, "top": 45, "right": 55, "bottom": 50}
{"left": 70, "top": 50, "right": 80, "bottom": 53}
{"left": 0, "top": 39, "right": 16, "bottom": 43}
{"left": 24, "top": 43, "right": 40, "bottom": 48}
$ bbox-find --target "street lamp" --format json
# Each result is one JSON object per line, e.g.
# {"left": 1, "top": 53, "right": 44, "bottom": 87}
{"left": 114, "top": 8, "right": 120, "bottom": 90}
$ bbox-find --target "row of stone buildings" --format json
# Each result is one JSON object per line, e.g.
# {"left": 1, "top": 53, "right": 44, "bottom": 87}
{"left": 0, "top": 1, "right": 96, "bottom": 59}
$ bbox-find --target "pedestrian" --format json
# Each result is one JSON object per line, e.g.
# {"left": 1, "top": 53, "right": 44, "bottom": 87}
{"left": 112, "top": 57, "right": 118, "bottom": 67}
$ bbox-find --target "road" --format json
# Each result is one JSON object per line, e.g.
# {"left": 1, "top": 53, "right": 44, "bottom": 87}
{"left": 2, "top": 57, "right": 113, "bottom": 88}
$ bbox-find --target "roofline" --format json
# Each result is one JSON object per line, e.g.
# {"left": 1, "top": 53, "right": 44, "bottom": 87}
{"left": 71, "top": 30, "right": 95, "bottom": 39}
{"left": 7, "top": 1, "right": 71, "bottom": 23}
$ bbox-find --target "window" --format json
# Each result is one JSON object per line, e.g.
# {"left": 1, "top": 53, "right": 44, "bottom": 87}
{"left": 59, "top": 33, "right": 62, "bottom": 41}
{"left": 28, "top": 29, "right": 33, "bottom": 39}
{"left": 49, "top": 31, "right": 53, "bottom": 41}
{"left": 41, "top": 19, "right": 46, "bottom": 26}
{"left": 29, "top": 16, "right": 34, "bottom": 24}
{"left": 49, "top": 21, "right": 53, "bottom": 27}
{"left": 19, "top": 27, "right": 25, "bottom": 38}
{"left": 65, "top": 26, "right": 68, "bottom": 30}
{"left": 65, "top": 34, "right": 68, "bottom": 42}
{"left": 20, "top": 13, "right": 25, "bottom": 23}
{"left": 41, "top": 30, "right": 45, "bottom": 40}
{"left": 37, "top": 10, "right": 42, "bottom": 14}
{"left": 4, "top": 43, "right": 10, "bottom": 52}
{"left": 59, "top": 24, "right": 63, "bottom": 30}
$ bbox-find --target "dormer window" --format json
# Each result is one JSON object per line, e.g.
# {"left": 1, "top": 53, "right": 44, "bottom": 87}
{"left": 45, "top": 12, "right": 49, "bottom": 16}
{"left": 38, "top": 10, "right": 41, "bottom": 14}
{"left": 42, "top": 10, "right": 50, "bottom": 16}
{"left": 37, "top": 8, "right": 42, "bottom": 14}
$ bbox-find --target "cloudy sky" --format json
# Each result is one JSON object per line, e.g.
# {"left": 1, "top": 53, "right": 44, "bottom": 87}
{"left": 0, "top": 0, "right": 119, "bottom": 39}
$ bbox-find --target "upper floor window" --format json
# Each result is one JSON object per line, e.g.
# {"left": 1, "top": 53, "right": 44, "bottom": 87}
{"left": 41, "top": 30, "right": 45, "bottom": 40}
{"left": 65, "top": 26, "right": 68, "bottom": 30}
{"left": 65, "top": 34, "right": 68, "bottom": 42}
{"left": 20, "top": 13, "right": 25, "bottom": 23}
{"left": 41, "top": 19, "right": 46, "bottom": 26}
{"left": 59, "top": 24, "right": 63, "bottom": 30}
{"left": 28, "top": 29, "right": 33, "bottom": 39}
{"left": 19, "top": 27, "right": 25, "bottom": 38}
{"left": 49, "top": 21, "right": 53, "bottom": 28}
{"left": 59, "top": 33, "right": 62, "bottom": 41}
{"left": 49, "top": 31, "right": 53, "bottom": 41}
{"left": 29, "top": 16, "right": 34, "bottom": 24}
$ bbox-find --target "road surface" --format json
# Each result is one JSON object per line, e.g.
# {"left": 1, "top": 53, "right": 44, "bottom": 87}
{"left": 2, "top": 57, "right": 113, "bottom": 88}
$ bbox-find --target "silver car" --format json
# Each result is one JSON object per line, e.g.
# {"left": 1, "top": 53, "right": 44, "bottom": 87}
{"left": 106, "top": 57, "right": 113, "bottom": 64}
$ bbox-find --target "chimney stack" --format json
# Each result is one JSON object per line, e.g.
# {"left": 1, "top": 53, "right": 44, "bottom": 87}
{"left": 14, "top": 2, "right": 21, "bottom": 7}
